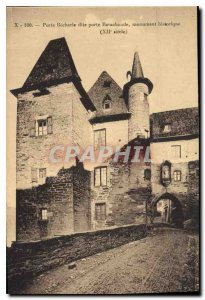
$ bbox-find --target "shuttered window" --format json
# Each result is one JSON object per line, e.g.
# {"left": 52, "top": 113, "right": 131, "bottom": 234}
{"left": 30, "top": 116, "right": 53, "bottom": 137}
{"left": 94, "top": 167, "right": 107, "bottom": 186}
{"left": 39, "top": 168, "right": 46, "bottom": 179}
{"left": 174, "top": 170, "right": 181, "bottom": 181}
{"left": 38, "top": 119, "right": 47, "bottom": 136}
{"left": 47, "top": 116, "right": 53, "bottom": 134}
{"left": 95, "top": 203, "right": 106, "bottom": 220}
{"left": 40, "top": 208, "right": 48, "bottom": 221}
{"left": 31, "top": 168, "right": 38, "bottom": 183}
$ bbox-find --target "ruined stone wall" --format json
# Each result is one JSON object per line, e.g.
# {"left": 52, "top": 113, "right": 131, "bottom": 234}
{"left": 16, "top": 168, "right": 74, "bottom": 242}
{"left": 16, "top": 164, "right": 91, "bottom": 242}
{"left": 73, "top": 162, "right": 91, "bottom": 232}
{"left": 7, "top": 224, "right": 147, "bottom": 293}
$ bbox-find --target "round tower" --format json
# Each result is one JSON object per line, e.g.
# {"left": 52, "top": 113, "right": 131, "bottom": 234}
{"left": 123, "top": 52, "right": 153, "bottom": 141}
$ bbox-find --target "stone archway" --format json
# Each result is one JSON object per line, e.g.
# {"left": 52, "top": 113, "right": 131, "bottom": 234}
{"left": 150, "top": 193, "right": 184, "bottom": 227}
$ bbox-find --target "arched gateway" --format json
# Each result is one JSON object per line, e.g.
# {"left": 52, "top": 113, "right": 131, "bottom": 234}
{"left": 150, "top": 193, "right": 184, "bottom": 227}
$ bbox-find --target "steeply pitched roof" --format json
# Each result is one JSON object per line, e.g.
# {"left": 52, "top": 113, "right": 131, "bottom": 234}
{"left": 11, "top": 37, "right": 96, "bottom": 111}
{"left": 131, "top": 52, "right": 144, "bottom": 79}
{"left": 24, "top": 37, "right": 80, "bottom": 90}
{"left": 150, "top": 107, "right": 199, "bottom": 141}
{"left": 88, "top": 71, "right": 129, "bottom": 123}
{"left": 123, "top": 52, "right": 153, "bottom": 101}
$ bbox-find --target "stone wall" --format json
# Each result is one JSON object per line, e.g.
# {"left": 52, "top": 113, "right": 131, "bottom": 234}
{"left": 187, "top": 160, "right": 199, "bottom": 221}
{"left": 91, "top": 141, "right": 151, "bottom": 230}
{"left": 7, "top": 224, "right": 147, "bottom": 293}
{"left": 16, "top": 163, "right": 91, "bottom": 242}
{"left": 16, "top": 82, "right": 92, "bottom": 189}
{"left": 151, "top": 162, "right": 189, "bottom": 196}
{"left": 128, "top": 82, "right": 150, "bottom": 140}
{"left": 73, "top": 162, "right": 91, "bottom": 232}
{"left": 150, "top": 160, "right": 199, "bottom": 221}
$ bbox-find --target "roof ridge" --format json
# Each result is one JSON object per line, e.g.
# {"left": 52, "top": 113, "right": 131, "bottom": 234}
{"left": 150, "top": 106, "right": 198, "bottom": 116}
{"left": 88, "top": 70, "right": 122, "bottom": 93}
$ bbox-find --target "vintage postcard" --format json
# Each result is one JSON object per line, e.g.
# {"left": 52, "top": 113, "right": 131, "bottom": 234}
{"left": 7, "top": 6, "right": 200, "bottom": 295}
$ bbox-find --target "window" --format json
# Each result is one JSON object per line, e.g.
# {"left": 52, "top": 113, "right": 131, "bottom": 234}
{"left": 37, "top": 119, "right": 47, "bottom": 136}
{"left": 174, "top": 170, "right": 181, "bottom": 181}
{"left": 30, "top": 116, "right": 52, "bottom": 137}
{"left": 103, "top": 100, "right": 111, "bottom": 110}
{"left": 103, "top": 80, "right": 111, "bottom": 88}
{"left": 103, "top": 95, "right": 112, "bottom": 110}
{"left": 171, "top": 145, "right": 181, "bottom": 158}
{"left": 31, "top": 168, "right": 47, "bottom": 183}
{"left": 39, "top": 168, "right": 47, "bottom": 184}
{"left": 94, "top": 129, "right": 106, "bottom": 150}
{"left": 94, "top": 167, "right": 107, "bottom": 186}
{"left": 95, "top": 203, "right": 106, "bottom": 220}
{"left": 163, "top": 124, "right": 171, "bottom": 133}
{"left": 40, "top": 208, "right": 48, "bottom": 221}
{"left": 39, "top": 168, "right": 47, "bottom": 179}
{"left": 144, "top": 169, "right": 151, "bottom": 180}
{"left": 31, "top": 168, "right": 38, "bottom": 183}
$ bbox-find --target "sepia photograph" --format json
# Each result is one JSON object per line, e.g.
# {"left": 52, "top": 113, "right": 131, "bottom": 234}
{"left": 6, "top": 6, "right": 200, "bottom": 295}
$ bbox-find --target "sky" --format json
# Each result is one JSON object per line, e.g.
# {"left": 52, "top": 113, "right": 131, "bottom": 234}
{"left": 6, "top": 7, "right": 198, "bottom": 243}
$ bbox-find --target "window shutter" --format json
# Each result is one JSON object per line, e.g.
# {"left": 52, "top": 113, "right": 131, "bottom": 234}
{"left": 30, "top": 121, "right": 36, "bottom": 137}
{"left": 94, "top": 168, "right": 101, "bottom": 186}
{"left": 47, "top": 116, "right": 53, "bottom": 134}
{"left": 31, "top": 168, "right": 38, "bottom": 183}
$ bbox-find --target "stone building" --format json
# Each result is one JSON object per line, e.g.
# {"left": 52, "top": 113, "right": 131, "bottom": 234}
{"left": 150, "top": 108, "right": 199, "bottom": 225}
{"left": 11, "top": 37, "right": 199, "bottom": 242}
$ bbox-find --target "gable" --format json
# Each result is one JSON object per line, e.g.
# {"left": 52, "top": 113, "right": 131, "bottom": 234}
{"left": 88, "top": 71, "right": 128, "bottom": 123}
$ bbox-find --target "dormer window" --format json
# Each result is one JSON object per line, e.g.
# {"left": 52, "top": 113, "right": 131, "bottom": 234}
{"left": 163, "top": 124, "right": 171, "bottom": 133}
{"left": 103, "top": 100, "right": 111, "bottom": 110}
{"left": 103, "top": 95, "right": 112, "bottom": 110}
{"left": 103, "top": 80, "right": 111, "bottom": 88}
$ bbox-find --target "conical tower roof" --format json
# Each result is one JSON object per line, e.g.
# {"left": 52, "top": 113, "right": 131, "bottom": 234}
{"left": 131, "top": 52, "right": 144, "bottom": 79}
{"left": 123, "top": 51, "right": 153, "bottom": 101}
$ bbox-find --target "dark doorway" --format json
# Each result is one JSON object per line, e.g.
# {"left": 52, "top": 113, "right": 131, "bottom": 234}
{"left": 151, "top": 193, "right": 183, "bottom": 227}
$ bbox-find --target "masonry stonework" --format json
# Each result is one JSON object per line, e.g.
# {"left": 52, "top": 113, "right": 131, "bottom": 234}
{"left": 16, "top": 82, "right": 92, "bottom": 190}
{"left": 16, "top": 163, "right": 91, "bottom": 242}
{"left": 11, "top": 37, "right": 199, "bottom": 243}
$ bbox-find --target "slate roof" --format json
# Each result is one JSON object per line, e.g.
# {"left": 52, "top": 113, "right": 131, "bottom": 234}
{"left": 11, "top": 37, "right": 96, "bottom": 111}
{"left": 150, "top": 107, "right": 199, "bottom": 141}
{"left": 131, "top": 52, "right": 144, "bottom": 79}
{"left": 123, "top": 52, "right": 153, "bottom": 102}
{"left": 88, "top": 71, "right": 129, "bottom": 123}
{"left": 23, "top": 37, "right": 80, "bottom": 90}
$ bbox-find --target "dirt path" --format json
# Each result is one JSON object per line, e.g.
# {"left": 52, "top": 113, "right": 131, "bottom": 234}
{"left": 18, "top": 228, "right": 199, "bottom": 295}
